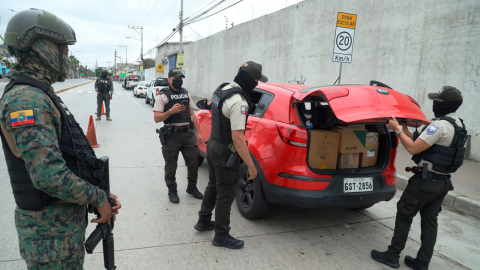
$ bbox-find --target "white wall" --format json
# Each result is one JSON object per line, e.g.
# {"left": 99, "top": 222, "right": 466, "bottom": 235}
{"left": 144, "top": 67, "right": 156, "bottom": 82}
{"left": 183, "top": 0, "right": 480, "bottom": 160}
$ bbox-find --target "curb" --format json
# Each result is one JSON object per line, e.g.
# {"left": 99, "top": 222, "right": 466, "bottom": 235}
{"left": 54, "top": 81, "right": 93, "bottom": 94}
{"left": 396, "top": 174, "right": 480, "bottom": 219}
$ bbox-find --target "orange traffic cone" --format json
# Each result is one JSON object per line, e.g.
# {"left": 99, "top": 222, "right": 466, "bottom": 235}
{"left": 86, "top": 115, "right": 100, "bottom": 148}
{"left": 101, "top": 103, "right": 105, "bottom": 115}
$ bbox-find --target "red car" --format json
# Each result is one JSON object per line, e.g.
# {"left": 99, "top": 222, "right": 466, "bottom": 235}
{"left": 195, "top": 81, "right": 429, "bottom": 219}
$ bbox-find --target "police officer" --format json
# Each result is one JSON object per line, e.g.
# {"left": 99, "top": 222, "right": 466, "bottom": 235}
{"left": 194, "top": 61, "right": 267, "bottom": 249}
{"left": 371, "top": 86, "right": 466, "bottom": 270}
{"left": 0, "top": 9, "right": 121, "bottom": 269}
{"left": 95, "top": 69, "right": 113, "bottom": 121}
{"left": 153, "top": 68, "right": 204, "bottom": 203}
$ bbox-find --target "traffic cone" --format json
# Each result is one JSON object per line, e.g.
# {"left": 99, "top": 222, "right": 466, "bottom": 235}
{"left": 86, "top": 115, "right": 100, "bottom": 148}
{"left": 101, "top": 103, "right": 105, "bottom": 115}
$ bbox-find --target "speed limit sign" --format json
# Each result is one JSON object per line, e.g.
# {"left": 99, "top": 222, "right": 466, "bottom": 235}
{"left": 333, "top": 12, "right": 357, "bottom": 64}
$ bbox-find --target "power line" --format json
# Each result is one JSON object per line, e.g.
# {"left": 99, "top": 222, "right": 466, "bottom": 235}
{"left": 133, "top": 0, "right": 153, "bottom": 26}
{"left": 138, "top": 0, "right": 161, "bottom": 26}
{"left": 186, "top": 24, "right": 203, "bottom": 39}
{"left": 146, "top": 0, "right": 180, "bottom": 36}
{"left": 187, "top": 0, "right": 243, "bottom": 24}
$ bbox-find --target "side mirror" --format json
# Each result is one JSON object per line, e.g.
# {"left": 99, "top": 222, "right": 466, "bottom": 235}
{"left": 196, "top": 99, "right": 209, "bottom": 110}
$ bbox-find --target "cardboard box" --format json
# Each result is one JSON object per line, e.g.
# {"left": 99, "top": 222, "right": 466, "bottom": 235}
{"left": 334, "top": 127, "right": 367, "bottom": 153}
{"left": 360, "top": 132, "right": 379, "bottom": 167}
{"left": 308, "top": 130, "right": 340, "bottom": 170}
{"left": 337, "top": 153, "right": 360, "bottom": 169}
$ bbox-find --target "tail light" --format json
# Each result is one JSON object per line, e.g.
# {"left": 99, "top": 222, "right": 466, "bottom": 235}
{"left": 155, "top": 88, "right": 160, "bottom": 95}
{"left": 138, "top": 87, "right": 143, "bottom": 89}
{"left": 276, "top": 122, "right": 307, "bottom": 147}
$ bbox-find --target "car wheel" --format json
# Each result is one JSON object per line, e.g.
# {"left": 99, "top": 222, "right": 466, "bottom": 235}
{"left": 198, "top": 156, "right": 204, "bottom": 166}
{"left": 151, "top": 96, "right": 155, "bottom": 107}
{"left": 145, "top": 95, "right": 150, "bottom": 104}
{"left": 236, "top": 162, "right": 271, "bottom": 219}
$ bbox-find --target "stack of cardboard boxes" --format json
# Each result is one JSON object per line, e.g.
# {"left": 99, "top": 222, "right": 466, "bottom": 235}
{"left": 308, "top": 125, "right": 379, "bottom": 170}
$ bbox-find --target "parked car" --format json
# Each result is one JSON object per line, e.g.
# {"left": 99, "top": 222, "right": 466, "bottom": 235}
{"left": 122, "top": 77, "right": 139, "bottom": 90}
{"left": 145, "top": 78, "right": 169, "bottom": 106}
{"left": 194, "top": 81, "right": 429, "bottom": 219}
{"left": 133, "top": 81, "right": 150, "bottom": 97}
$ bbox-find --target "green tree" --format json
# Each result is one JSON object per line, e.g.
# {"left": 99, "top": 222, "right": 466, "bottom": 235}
{"left": 143, "top": 58, "right": 155, "bottom": 69}
{"left": 69, "top": 55, "right": 80, "bottom": 79}
{"left": 95, "top": 67, "right": 105, "bottom": 77}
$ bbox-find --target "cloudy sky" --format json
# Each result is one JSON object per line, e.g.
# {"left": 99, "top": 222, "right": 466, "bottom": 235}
{"left": 1, "top": 0, "right": 303, "bottom": 71}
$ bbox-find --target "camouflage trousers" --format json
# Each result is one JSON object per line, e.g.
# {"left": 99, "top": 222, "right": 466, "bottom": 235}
{"left": 15, "top": 203, "right": 88, "bottom": 270}
{"left": 97, "top": 92, "right": 111, "bottom": 118}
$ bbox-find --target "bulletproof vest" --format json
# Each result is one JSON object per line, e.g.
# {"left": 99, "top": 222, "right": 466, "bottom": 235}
{"left": 412, "top": 116, "right": 468, "bottom": 174}
{"left": 0, "top": 74, "right": 103, "bottom": 211}
{"left": 97, "top": 78, "right": 110, "bottom": 93}
{"left": 162, "top": 86, "right": 191, "bottom": 124}
{"left": 210, "top": 83, "right": 250, "bottom": 144}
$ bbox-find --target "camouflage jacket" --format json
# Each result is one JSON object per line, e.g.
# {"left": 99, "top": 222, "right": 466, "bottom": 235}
{"left": 95, "top": 77, "right": 114, "bottom": 93}
{"left": 0, "top": 72, "right": 107, "bottom": 263}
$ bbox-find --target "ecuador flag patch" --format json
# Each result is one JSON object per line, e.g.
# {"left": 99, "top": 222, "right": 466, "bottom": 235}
{"left": 10, "top": 110, "right": 35, "bottom": 127}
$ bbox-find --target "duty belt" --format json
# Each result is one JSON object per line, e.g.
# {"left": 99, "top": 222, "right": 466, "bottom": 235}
{"left": 166, "top": 125, "right": 191, "bottom": 133}
{"left": 411, "top": 167, "right": 450, "bottom": 180}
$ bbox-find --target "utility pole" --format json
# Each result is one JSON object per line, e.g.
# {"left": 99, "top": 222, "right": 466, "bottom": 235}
{"left": 179, "top": 0, "right": 184, "bottom": 53}
{"left": 128, "top": 26, "right": 143, "bottom": 79}
{"left": 114, "top": 50, "right": 117, "bottom": 81}
{"left": 118, "top": 45, "right": 127, "bottom": 75}
{"left": 224, "top": 16, "right": 228, "bottom": 29}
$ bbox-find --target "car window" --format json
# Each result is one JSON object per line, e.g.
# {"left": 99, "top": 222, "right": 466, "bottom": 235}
{"left": 251, "top": 89, "right": 274, "bottom": 118}
{"left": 155, "top": 80, "right": 169, "bottom": 87}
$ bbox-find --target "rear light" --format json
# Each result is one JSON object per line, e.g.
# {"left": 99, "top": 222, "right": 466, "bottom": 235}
{"left": 138, "top": 87, "right": 143, "bottom": 89}
{"left": 276, "top": 122, "right": 307, "bottom": 147}
{"left": 156, "top": 88, "right": 159, "bottom": 95}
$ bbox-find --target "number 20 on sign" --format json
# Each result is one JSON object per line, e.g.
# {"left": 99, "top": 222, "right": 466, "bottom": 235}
{"left": 333, "top": 12, "right": 357, "bottom": 64}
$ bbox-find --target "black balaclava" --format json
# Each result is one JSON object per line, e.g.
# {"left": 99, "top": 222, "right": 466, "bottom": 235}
{"left": 171, "top": 79, "right": 183, "bottom": 90}
{"left": 234, "top": 69, "right": 258, "bottom": 96}
{"left": 433, "top": 100, "right": 463, "bottom": 117}
{"left": 101, "top": 72, "right": 107, "bottom": 78}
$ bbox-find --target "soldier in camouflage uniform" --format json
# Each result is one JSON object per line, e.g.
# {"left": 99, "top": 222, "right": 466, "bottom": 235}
{"left": 95, "top": 70, "right": 113, "bottom": 121}
{"left": 0, "top": 9, "right": 121, "bottom": 269}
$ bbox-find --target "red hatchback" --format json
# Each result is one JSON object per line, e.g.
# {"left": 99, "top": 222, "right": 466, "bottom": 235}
{"left": 195, "top": 81, "right": 429, "bottom": 219}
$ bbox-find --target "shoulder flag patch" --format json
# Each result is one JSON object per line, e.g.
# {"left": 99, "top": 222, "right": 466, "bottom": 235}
{"left": 426, "top": 124, "right": 439, "bottom": 135}
{"left": 241, "top": 105, "right": 247, "bottom": 115}
{"left": 10, "top": 110, "right": 35, "bottom": 127}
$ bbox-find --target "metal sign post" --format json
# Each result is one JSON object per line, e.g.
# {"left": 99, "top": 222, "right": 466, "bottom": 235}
{"left": 333, "top": 12, "right": 357, "bottom": 84}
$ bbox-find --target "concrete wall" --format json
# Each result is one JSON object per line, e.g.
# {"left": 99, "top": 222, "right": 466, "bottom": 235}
{"left": 145, "top": 67, "right": 156, "bottom": 82}
{"left": 183, "top": 0, "right": 480, "bottom": 160}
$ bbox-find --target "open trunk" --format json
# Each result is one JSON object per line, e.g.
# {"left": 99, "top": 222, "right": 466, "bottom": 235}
{"left": 293, "top": 83, "right": 429, "bottom": 175}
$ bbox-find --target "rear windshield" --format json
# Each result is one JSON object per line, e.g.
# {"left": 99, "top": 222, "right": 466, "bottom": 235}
{"left": 155, "top": 80, "right": 169, "bottom": 87}
{"left": 139, "top": 82, "right": 148, "bottom": 86}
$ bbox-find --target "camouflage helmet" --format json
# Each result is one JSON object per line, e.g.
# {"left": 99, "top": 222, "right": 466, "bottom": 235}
{"left": 4, "top": 8, "right": 76, "bottom": 50}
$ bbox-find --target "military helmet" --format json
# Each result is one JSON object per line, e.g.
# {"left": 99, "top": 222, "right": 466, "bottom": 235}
{"left": 101, "top": 70, "right": 108, "bottom": 74}
{"left": 4, "top": 8, "right": 76, "bottom": 50}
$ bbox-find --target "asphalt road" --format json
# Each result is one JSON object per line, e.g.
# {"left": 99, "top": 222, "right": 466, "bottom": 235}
{"left": 0, "top": 82, "right": 479, "bottom": 269}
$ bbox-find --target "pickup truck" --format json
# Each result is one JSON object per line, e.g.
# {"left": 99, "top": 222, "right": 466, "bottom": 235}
{"left": 123, "top": 77, "right": 139, "bottom": 90}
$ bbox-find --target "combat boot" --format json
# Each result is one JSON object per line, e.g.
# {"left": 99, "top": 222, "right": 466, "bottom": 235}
{"left": 106, "top": 117, "right": 112, "bottom": 121}
{"left": 168, "top": 190, "right": 179, "bottom": 203}
{"left": 371, "top": 250, "right": 400, "bottom": 268}
{"left": 212, "top": 234, "right": 244, "bottom": 249}
{"left": 405, "top": 256, "right": 429, "bottom": 270}
{"left": 186, "top": 186, "right": 203, "bottom": 199}
{"left": 95, "top": 117, "right": 101, "bottom": 121}
{"left": 194, "top": 218, "right": 215, "bottom": 231}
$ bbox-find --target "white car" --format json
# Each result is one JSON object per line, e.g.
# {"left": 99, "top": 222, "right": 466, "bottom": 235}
{"left": 145, "top": 78, "right": 169, "bottom": 106}
{"left": 133, "top": 81, "right": 150, "bottom": 98}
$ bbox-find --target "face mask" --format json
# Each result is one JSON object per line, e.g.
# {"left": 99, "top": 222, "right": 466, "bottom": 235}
{"left": 57, "top": 53, "right": 70, "bottom": 82}
{"left": 432, "top": 100, "right": 462, "bottom": 117}
{"left": 234, "top": 69, "right": 258, "bottom": 94}
{"left": 171, "top": 79, "right": 183, "bottom": 90}
{"left": 102, "top": 73, "right": 107, "bottom": 78}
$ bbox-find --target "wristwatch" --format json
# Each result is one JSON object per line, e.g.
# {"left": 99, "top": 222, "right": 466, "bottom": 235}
{"left": 395, "top": 129, "right": 404, "bottom": 137}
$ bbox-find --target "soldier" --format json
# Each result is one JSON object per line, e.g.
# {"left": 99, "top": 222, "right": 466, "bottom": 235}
{"left": 371, "top": 87, "right": 466, "bottom": 270}
{"left": 194, "top": 61, "right": 267, "bottom": 249}
{"left": 95, "top": 69, "right": 113, "bottom": 121}
{"left": 0, "top": 9, "right": 121, "bottom": 269}
{"left": 153, "top": 68, "right": 204, "bottom": 203}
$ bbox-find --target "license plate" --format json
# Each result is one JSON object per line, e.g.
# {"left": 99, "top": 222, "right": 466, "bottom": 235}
{"left": 343, "top": 178, "right": 373, "bottom": 193}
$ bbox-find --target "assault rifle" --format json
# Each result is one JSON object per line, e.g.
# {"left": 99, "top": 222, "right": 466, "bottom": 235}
{"left": 85, "top": 156, "right": 116, "bottom": 270}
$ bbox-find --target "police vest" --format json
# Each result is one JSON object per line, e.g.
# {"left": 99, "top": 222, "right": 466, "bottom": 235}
{"left": 210, "top": 83, "right": 250, "bottom": 144}
{"left": 162, "top": 86, "right": 191, "bottom": 124}
{"left": 97, "top": 78, "right": 110, "bottom": 93}
{"left": 412, "top": 116, "right": 468, "bottom": 174}
{"left": 0, "top": 74, "right": 103, "bottom": 211}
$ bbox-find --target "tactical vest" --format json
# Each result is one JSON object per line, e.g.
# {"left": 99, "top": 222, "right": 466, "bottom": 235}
{"left": 162, "top": 86, "right": 191, "bottom": 124}
{"left": 0, "top": 74, "right": 103, "bottom": 211}
{"left": 210, "top": 83, "right": 250, "bottom": 144}
{"left": 412, "top": 116, "right": 468, "bottom": 174}
{"left": 97, "top": 78, "right": 110, "bottom": 93}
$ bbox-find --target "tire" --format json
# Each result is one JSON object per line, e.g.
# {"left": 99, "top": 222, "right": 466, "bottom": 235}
{"left": 151, "top": 95, "right": 155, "bottom": 107}
{"left": 198, "top": 156, "right": 204, "bottom": 166}
{"left": 236, "top": 162, "right": 271, "bottom": 219}
{"left": 145, "top": 95, "right": 150, "bottom": 104}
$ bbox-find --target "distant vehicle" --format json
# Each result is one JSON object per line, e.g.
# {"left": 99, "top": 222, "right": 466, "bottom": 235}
{"left": 145, "top": 77, "right": 169, "bottom": 106}
{"left": 133, "top": 81, "right": 150, "bottom": 98}
{"left": 122, "top": 77, "right": 139, "bottom": 90}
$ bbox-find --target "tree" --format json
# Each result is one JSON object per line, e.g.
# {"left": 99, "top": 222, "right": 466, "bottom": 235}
{"left": 143, "top": 58, "right": 155, "bottom": 69}
{"left": 95, "top": 67, "right": 105, "bottom": 77}
{"left": 69, "top": 55, "right": 80, "bottom": 79}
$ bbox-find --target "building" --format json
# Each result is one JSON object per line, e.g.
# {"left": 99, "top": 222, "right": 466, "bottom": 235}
{"left": 155, "top": 41, "right": 192, "bottom": 78}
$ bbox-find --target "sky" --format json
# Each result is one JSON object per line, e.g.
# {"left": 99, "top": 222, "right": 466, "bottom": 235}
{"left": 0, "top": 0, "right": 304, "bottom": 71}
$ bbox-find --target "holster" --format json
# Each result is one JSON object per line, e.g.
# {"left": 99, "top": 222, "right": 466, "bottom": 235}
{"left": 157, "top": 127, "right": 167, "bottom": 145}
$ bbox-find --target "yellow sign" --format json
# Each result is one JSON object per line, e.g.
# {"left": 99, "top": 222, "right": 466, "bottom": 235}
{"left": 156, "top": 63, "right": 164, "bottom": 73}
{"left": 140, "top": 66, "right": 144, "bottom": 73}
{"left": 176, "top": 53, "right": 185, "bottom": 68}
{"left": 336, "top": 12, "right": 357, "bottom": 29}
